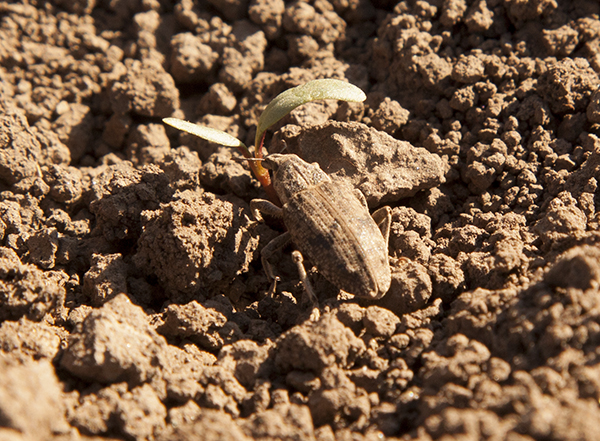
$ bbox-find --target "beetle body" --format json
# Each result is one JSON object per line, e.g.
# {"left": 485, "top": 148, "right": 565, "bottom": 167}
{"left": 257, "top": 154, "right": 392, "bottom": 300}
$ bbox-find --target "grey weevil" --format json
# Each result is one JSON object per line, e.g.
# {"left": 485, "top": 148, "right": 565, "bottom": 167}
{"left": 250, "top": 153, "right": 392, "bottom": 302}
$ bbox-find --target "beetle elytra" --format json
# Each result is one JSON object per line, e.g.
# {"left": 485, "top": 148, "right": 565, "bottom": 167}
{"left": 251, "top": 154, "right": 392, "bottom": 302}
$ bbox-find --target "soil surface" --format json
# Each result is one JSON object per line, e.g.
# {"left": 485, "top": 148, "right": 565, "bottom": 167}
{"left": 2, "top": 0, "right": 600, "bottom": 440}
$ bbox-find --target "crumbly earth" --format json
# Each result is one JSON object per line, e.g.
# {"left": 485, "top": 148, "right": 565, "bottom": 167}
{"left": 1, "top": 0, "right": 600, "bottom": 440}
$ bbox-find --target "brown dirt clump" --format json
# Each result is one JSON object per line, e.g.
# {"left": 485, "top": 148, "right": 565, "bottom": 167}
{"left": 2, "top": 0, "right": 600, "bottom": 440}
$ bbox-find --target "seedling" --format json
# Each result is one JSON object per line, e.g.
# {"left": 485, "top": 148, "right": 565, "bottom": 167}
{"left": 163, "top": 79, "right": 366, "bottom": 204}
{"left": 164, "top": 80, "right": 393, "bottom": 302}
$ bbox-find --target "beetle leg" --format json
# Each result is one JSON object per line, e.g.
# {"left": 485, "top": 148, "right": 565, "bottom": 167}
{"left": 371, "top": 206, "right": 392, "bottom": 249}
{"left": 250, "top": 198, "right": 283, "bottom": 222}
{"left": 260, "top": 232, "right": 291, "bottom": 291}
{"left": 354, "top": 188, "right": 392, "bottom": 248}
{"left": 291, "top": 250, "right": 318, "bottom": 307}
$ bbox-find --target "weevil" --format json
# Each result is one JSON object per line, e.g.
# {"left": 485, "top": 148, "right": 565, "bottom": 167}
{"left": 250, "top": 154, "right": 392, "bottom": 302}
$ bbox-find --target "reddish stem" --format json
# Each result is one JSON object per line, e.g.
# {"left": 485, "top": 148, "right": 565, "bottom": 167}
{"left": 256, "top": 132, "right": 266, "bottom": 159}
{"left": 236, "top": 132, "right": 281, "bottom": 206}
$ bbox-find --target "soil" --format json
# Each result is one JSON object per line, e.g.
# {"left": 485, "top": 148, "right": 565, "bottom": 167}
{"left": 1, "top": 0, "right": 600, "bottom": 440}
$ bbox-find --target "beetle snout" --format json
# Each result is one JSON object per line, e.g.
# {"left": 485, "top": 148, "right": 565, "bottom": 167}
{"left": 262, "top": 154, "right": 288, "bottom": 171}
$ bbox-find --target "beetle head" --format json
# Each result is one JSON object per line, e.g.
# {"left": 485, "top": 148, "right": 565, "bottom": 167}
{"left": 264, "top": 154, "right": 330, "bottom": 205}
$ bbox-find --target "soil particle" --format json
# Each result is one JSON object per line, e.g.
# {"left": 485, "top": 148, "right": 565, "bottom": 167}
{"left": 160, "top": 343, "right": 217, "bottom": 404}
{"left": 465, "top": 138, "right": 509, "bottom": 193}
{"left": 160, "top": 408, "right": 251, "bottom": 441}
{"left": 157, "top": 299, "right": 243, "bottom": 351}
{"left": 0, "top": 247, "right": 66, "bottom": 321}
{"left": 362, "top": 305, "right": 400, "bottom": 338}
{"left": 66, "top": 382, "right": 167, "bottom": 439}
{"left": 421, "top": 334, "right": 492, "bottom": 390}
{"left": 109, "top": 59, "right": 180, "bottom": 118}
{"left": 82, "top": 253, "right": 128, "bottom": 306}
{"left": 4, "top": 0, "right": 600, "bottom": 439}
{"left": 426, "top": 253, "right": 465, "bottom": 303}
{"left": 0, "top": 100, "right": 56, "bottom": 186}
{"left": 52, "top": 103, "right": 94, "bottom": 163}
{"left": 365, "top": 258, "right": 433, "bottom": 317}
{"left": 275, "top": 312, "right": 365, "bottom": 374}
{"left": 0, "top": 317, "right": 61, "bottom": 362}
{"left": 239, "top": 402, "right": 316, "bottom": 440}
{"left": 200, "top": 148, "right": 260, "bottom": 198}
{"left": 89, "top": 161, "right": 173, "bottom": 243}
{"left": 440, "top": 0, "right": 467, "bottom": 27}
{"left": 534, "top": 191, "right": 588, "bottom": 249}
{"left": 116, "top": 384, "right": 167, "bottom": 440}
{"left": 43, "top": 164, "right": 84, "bottom": 205}
{"left": 369, "top": 96, "right": 410, "bottom": 135}
{"left": 452, "top": 54, "right": 486, "bottom": 84}
{"left": 133, "top": 189, "right": 274, "bottom": 301}
{"left": 198, "top": 82, "right": 238, "bottom": 115}
{"left": 0, "top": 355, "right": 68, "bottom": 440}
{"left": 249, "top": 0, "right": 285, "bottom": 40}
{"left": 125, "top": 123, "right": 172, "bottom": 167}
{"left": 217, "top": 339, "right": 273, "bottom": 389}
{"left": 60, "top": 294, "right": 169, "bottom": 384}
{"left": 25, "top": 227, "right": 60, "bottom": 269}
{"left": 538, "top": 58, "right": 600, "bottom": 114}
{"left": 308, "top": 366, "right": 371, "bottom": 429}
{"left": 169, "top": 33, "right": 220, "bottom": 84}
{"left": 544, "top": 245, "right": 600, "bottom": 291}
{"left": 273, "top": 120, "right": 446, "bottom": 206}
{"left": 282, "top": 1, "right": 345, "bottom": 44}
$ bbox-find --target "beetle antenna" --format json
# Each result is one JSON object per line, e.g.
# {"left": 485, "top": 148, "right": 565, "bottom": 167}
{"left": 278, "top": 140, "right": 289, "bottom": 154}
{"left": 230, "top": 157, "right": 265, "bottom": 164}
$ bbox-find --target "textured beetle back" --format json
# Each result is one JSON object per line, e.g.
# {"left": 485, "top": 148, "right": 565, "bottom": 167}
{"left": 282, "top": 180, "right": 391, "bottom": 299}
{"left": 265, "top": 154, "right": 331, "bottom": 205}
